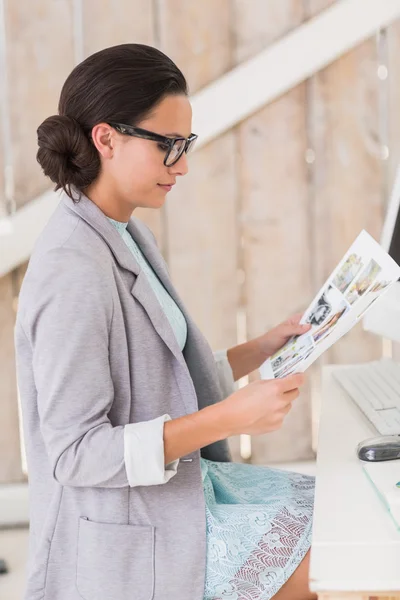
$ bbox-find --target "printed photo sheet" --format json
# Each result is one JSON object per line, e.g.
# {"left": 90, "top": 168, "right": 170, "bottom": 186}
{"left": 260, "top": 230, "right": 400, "bottom": 380}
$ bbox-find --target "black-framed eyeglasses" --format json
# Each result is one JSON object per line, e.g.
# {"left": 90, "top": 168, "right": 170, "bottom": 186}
{"left": 108, "top": 122, "right": 198, "bottom": 167}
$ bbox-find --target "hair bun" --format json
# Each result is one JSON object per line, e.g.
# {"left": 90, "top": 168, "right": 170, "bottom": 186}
{"left": 36, "top": 114, "right": 100, "bottom": 193}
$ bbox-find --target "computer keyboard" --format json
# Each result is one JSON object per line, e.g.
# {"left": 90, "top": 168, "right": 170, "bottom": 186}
{"left": 333, "top": 358, "right": 400, "bottom": 435}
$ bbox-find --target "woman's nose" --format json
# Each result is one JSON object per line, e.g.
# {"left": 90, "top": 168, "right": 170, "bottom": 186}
{"left": 169, "top": 153, "right": 189, "bottom": 176}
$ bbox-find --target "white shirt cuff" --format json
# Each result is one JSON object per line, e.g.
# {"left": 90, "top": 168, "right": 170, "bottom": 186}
{"left": 124, "top": 415, "right": 179, "bottom": 487}
{"left": 214, "top": 349, "right": 237, "bottom": 398}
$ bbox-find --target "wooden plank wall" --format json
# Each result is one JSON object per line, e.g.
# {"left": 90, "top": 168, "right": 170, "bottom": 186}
{"left": 156, "top": 0, "right": 241, "bottom": 460}
{"left": 0, "top": 14, "right": 20, "bottom": 482}
{"left": 0, "top": 93, "right": 4, "bottom": 217}
{"left": 387, "top": 21, "right": 400, "bottom": 207}
{"left": 81, "top": 0, "right": 165, "bottom": 246}
{"left": 0, "top": 273, "right": 24, "bottom": 481}
{"left": 4, "top": 0, "right": 75, "bottom": 208}
{"left": 1, "top": 0, "right": 399, "bottom": 481}
{"left": 235, "top": 1, "right": 314, "bottom": 463}
{"left": 383, "top": 20, "right": 400, "bottom": 365}
{"left": 0, "top": 0, "right": 76, "bottom": 483}
{"left": 158, "top": 1, "right": 238, "bottom": 351}
{"left": 306, "top": 0, "right": 386, "bottom": 444}
{"left": 309, "top": 0, "right": 384, "bottom": 367}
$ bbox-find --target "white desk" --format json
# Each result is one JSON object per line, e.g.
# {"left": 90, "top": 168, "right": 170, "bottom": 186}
{"left": 310, "top": 365, "right": 400, "bottom": 600}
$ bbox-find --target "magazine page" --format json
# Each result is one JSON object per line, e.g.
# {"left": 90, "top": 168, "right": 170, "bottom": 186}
{"left": 259, "top": 230, "right": 400, "bottom": 380}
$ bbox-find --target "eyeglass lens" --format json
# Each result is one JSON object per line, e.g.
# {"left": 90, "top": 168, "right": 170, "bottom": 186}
{"left": 165, "top": 137, "right": 196, "bottom": 166}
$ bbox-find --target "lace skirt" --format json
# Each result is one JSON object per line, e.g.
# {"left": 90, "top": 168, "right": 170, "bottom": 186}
{"left": 201, "top": 458, "right": 315, "bottom": 600}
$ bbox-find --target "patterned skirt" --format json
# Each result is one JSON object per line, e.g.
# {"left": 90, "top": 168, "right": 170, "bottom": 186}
{"left": 201, "top": 458, "right": 315, "bottom": 600}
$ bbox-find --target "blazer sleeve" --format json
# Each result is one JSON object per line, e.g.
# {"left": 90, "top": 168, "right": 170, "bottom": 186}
{"left": 213, "top": 349, "right": 237, "bottom": 398}
{"left": 18, "top": 247, "right": 177, "bottom": 488}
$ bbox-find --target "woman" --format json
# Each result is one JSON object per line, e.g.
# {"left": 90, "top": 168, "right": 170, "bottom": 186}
{"left": 15, "top": 44, "right": 315, "bottom": 600}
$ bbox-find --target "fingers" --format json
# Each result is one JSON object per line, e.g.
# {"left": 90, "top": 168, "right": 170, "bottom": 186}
{"left": 290, "top": 312, "right": 303, "bottom": 322}
{"left": 286, "top": 313, "right": 304, "bottom": 326}
{"left": 282, "top": 401, "right": 293, "bottom": 414}
{"left": 286, "top": 313, "right": 311, "bottom": 333}
{"left": 274, "top": 400, "right": 293, "bottom": 429}
{"left": 276, "top": 373, "right": 305, "bottom": 393}
{"left": 281, "top": 388, "right": 299, "bottom": 404}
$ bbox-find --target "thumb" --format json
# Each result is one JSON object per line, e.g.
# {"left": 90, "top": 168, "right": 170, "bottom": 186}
{"left": 290, "top": 322, "right": 311, "bottom": 334}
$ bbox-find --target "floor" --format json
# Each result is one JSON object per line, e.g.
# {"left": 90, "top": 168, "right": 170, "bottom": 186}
{"left": 0, "top": 460, "right": 316, "bottom": 600}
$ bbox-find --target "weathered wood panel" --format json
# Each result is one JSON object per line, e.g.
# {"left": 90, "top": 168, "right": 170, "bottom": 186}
{"left": 157, "top": 0, "right": 232, "bottom": 94}
{"left": 309, "top": 39, "right": 384, "bottom": 366}
{"left": 82, "top": 0, "right": 163, "bottom": 245}
{"left": 163, "top": 133, "right": 238, "bottom": 351}
{"left": 4, "top": 0, "right": 75, "bottom": 208}
{"left": 0, "top": 85, "right": 5, "bottom": 215}
{"left": 306, "top": 0, "right": 336, "bottom": 16}
{"left": 234, "top": 1, "right": 314, "bottom": 464}
{"left": 387, "top": 20, "right": 400, "bottom": 203}
{"left": 2, "top": 0, "right": 399, "bottom": 472}
{"left": 0, "top": 23, "right": 17, "bottom": 482}
{"left": 156, "top": 1, "right": 240, "bottom": 459}
{"left": 234, "top": 0, "right": 304, "bottom": 55}
{"left": 158, "top": 1, "right": 239, "bottom": 350}
{"left": 2, "top": 0, "right": 76, "bottom": 482}
{"left": 0, "top": 273, "right": 24, "bottom": 482}
{"left": 307, "top": 0, "right": 384, "bottom": 449}
{"left": 82, "top": 0, "right": 154, "bottom": 57}
{"left": 385, "top": 20, "right": 400, "bottom": 362}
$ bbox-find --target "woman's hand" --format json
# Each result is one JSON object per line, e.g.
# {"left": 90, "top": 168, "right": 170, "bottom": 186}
{"left": 227, "top": 314, "right": 311, "bottom": 381}
{"left": 219, "top": 373, "right": 306, "bottom": 436}
{"left": 255, "top": 313, "right": 311, "bottom": 359}
{"left": 163, "top": 373, "right": 306, "bottom": 464}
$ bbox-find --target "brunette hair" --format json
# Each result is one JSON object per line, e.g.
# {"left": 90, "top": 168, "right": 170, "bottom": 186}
{"left": 36, "top": 44, "right": 188, "bottom": 198}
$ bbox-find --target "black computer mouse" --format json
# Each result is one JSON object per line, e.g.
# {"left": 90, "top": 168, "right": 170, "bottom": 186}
{"left": 357, "top": 435, "right": 400, "bottom": 461}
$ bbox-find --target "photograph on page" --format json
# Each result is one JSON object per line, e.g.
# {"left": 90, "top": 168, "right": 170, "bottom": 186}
{"left": 259, "top": 230, "right": 400, "bottom": 380}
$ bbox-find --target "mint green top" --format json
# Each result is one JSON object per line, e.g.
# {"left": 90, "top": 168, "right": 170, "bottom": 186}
{"left": 107, "top": 217, "right": 315, "bottom": 600}
{"left": 108, "top": 218, "right": 188, "bottom": 350}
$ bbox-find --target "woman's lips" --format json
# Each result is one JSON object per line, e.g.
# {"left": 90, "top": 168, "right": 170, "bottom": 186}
{"left": 157, "top": 184, "right": 174, "bottom": 192}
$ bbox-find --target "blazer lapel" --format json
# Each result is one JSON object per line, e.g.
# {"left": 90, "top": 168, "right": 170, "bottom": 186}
{"left": 61, "top": 190, "right": 189, "bottom": 370}
{"left": 61, "top": 189, "right": 140, "bottom": 277}
{"left": 126, "top": 218, "right": 193, "bottom": 370}
{"left": 127, "top": 219, "right": 175, "bottom": 300}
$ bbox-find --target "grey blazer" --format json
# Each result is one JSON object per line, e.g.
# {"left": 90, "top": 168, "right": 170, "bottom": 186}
{"left": 15, "top": 190, "right": 231, "bottom": 600}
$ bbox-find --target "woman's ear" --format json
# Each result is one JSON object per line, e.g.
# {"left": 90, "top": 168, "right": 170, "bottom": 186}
{"left": 91, "top": 123, "right": 114, "bottom": 159}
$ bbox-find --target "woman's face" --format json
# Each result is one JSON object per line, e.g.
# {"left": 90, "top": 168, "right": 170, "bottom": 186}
{"left": 91, "top": 94, "right": 193, "bottom": 214}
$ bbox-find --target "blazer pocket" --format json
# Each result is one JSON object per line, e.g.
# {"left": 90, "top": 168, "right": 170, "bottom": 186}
{"left": 76, "top": 517, "right": 155, "bottom": 600}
